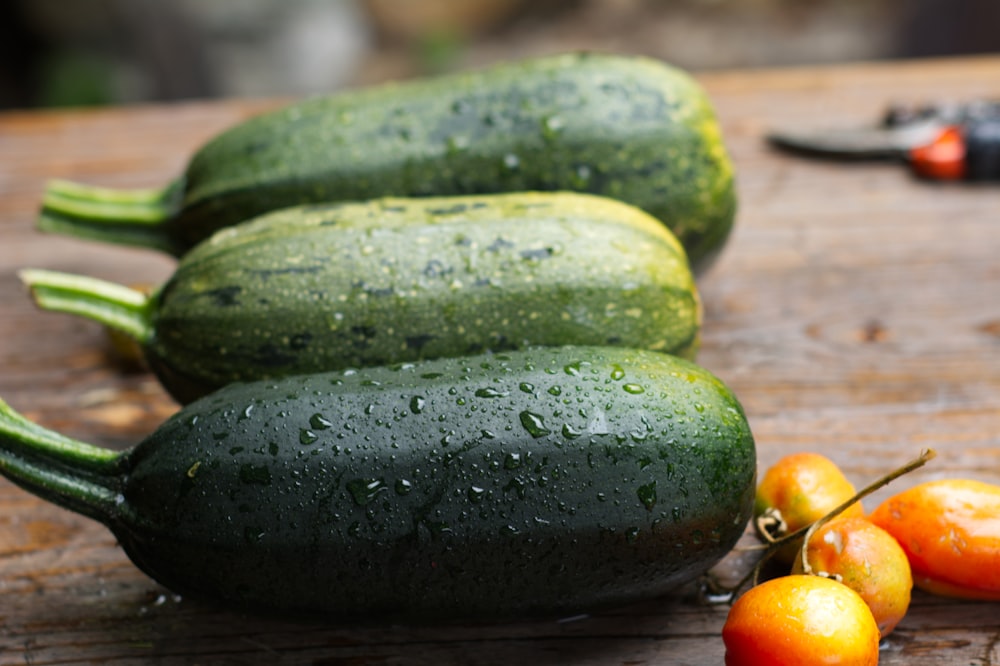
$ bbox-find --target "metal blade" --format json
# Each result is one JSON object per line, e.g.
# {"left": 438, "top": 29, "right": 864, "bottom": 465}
{"left": 767, "top": 119, "right": 945, "bottom": 160}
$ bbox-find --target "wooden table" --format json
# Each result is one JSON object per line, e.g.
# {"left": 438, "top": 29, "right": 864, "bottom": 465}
{"left": 2, "top": 56, "right": 999, "bottom": 664}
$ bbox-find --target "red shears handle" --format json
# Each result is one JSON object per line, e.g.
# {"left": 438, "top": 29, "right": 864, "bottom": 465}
{"left": 909, "top": 119, "right": 1000, "bottom": 181}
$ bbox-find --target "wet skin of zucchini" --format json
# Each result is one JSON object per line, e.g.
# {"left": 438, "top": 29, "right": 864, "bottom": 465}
{"left": 0, "top": 346, "right": 756, "bottom": 620}
{"left": 23, "top": 192, "right": 702, "bottom": 403}
{"left": 37, "top": 52, "right": 736, "bottom": 272}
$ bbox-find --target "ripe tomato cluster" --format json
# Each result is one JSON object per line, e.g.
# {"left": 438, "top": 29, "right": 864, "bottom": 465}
{"left": 723, "top": 451, "right": 1000, "bottom": 665}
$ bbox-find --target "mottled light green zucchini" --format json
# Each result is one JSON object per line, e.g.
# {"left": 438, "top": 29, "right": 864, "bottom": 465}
{"left": 23, "top": 192, "right": 701, "bottom": 403}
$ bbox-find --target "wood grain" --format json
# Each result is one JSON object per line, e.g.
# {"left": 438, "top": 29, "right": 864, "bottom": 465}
{"left": 1, "top": 56, "right": 999, "bottom": 664}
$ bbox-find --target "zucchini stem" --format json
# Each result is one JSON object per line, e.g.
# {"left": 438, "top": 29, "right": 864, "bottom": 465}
{"left": 46, "top": 178, "right": 172, "bottom": 207}
{"left": 20, "top": 269, "right": 156, "bottom": 345}
{"left": 0, "top": 398, "right": 124, "bottom": 523}
{"left": 37, "top": 179, "right": 182, "bottom": 254}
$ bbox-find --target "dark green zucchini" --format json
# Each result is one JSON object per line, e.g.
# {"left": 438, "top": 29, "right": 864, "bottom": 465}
{"left": 37, "top": 52, "right": 736, "bottom": 271}
{"left": 0, "top": 346, "right": 755, "bottom": 619}
{"left": 23, "top": 192, "right": 701, "bottom": 404}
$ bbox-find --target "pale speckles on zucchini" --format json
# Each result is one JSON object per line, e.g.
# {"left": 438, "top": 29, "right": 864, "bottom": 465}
{"left": 36, "top": 52, "right": 735, "bottom": 271}
{"left": 23, "top": 192, "right": 701, "bottom": 404}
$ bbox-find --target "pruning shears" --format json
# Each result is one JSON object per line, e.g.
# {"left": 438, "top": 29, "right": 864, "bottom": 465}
{"left": 767, "top": 101, "right": 1000, "bottom": 181}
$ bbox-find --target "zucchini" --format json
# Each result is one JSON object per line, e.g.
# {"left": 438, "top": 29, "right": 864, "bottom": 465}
{"left": 0, "top": 346, "right": 755, "bottom": 619}
{"left": 23, "top": 192, "right": 702, "bottom": 404}
{"left": 37, "top": 52, "right": 736, "bottom": 272}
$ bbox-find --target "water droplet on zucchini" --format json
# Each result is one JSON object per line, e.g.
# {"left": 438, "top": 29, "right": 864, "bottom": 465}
{"left": 347, "top": 478, "right": 388, "bottom": 506}
{"left": 637, "top": 481, "right": 657, "bottom": 511}
{"left": 518, "top": 411, "right": 550, "bottom": 438}
{"left": 561, "top": 423, "right": 582, "bottom": 439}
{"left": 504, "top": 452, "right": 522, "bottom": 470}
{"left": 541, "top": 115, "right": 564, "bottom": 140}
{"left": 502, "top": 153, "right": 520, "bottom": 171}
{"left": 474, "top": 387, "right": 508, "bottom": 398}
{"left": 309, "top": 413, "right": 333, "bottom": 430}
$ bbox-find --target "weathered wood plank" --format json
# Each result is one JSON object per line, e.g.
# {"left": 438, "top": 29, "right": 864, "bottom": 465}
{"left": 1, "top": 56, "right": 999, "bottom": 664}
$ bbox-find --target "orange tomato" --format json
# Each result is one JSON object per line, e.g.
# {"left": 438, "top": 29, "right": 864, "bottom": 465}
{"left": 869, "top": 479, "right": 1000, "bottom": 601}
{"left": 723, "top": 574, "right": 880, "bottom": 666}
{"left": 792, "top": 516, "right": 912, "bottom": 636}
{"left": 755, "top": 452, "right": 864, "bottom": 562}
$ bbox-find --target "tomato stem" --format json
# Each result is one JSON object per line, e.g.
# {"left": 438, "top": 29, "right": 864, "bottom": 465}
{"left": 796, "top": 448, "right": 936, "bottom": 575}
{"left": 754, "top": 507, "right": 786, "bottom": 544}
{"left": 711, "top": 448, "right": 937, "bottom": 603}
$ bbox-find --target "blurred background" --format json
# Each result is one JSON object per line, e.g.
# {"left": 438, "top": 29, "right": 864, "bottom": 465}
{"left": 1, "top": 0, "right": 999, "bottom": 110}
